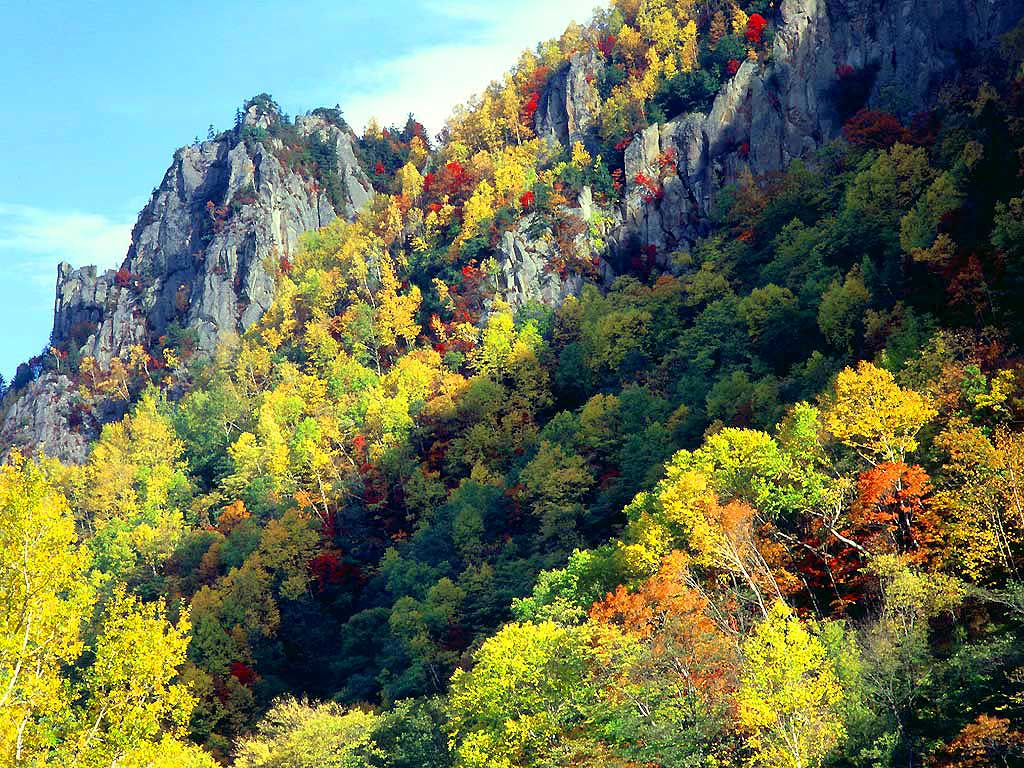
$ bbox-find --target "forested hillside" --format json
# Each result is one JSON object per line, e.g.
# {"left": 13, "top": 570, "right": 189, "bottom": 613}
{"left": 5, "top": 1, "right": 1024, "bottom": 766}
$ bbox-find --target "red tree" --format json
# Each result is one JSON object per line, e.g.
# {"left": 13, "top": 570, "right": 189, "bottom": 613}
{"left": 634, "top": 172, "right": 663, "bottom": 203}
{"left": 229, "top": 661, "right": 256, "bottom": 686}
{"left": 842, "top": 109, "right": 909, "bottom": 149}
{"left": 746, "top": 14, "right": 769, "bottom": 44}
{"left": 523, "top": 91, "right": 541, "bottom": 122}
{"left": 830, "top": 462, "right": 939, "bottom": 593}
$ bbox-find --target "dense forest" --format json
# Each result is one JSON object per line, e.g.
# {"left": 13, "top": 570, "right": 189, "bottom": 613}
{"left": 5, "top": 1, "right": 1024, "bottom": 766}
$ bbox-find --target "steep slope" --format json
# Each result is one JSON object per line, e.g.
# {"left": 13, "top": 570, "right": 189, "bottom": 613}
{"left": 6, "top": 1, "right": 1024, "bottom": 766}
{"left": 3, "top": 0, "right": 1022, "bottom": 463}
{"left": 528, "top": 0, "right": 1024, "bottom": 261}
{"left": 1, "top": 98, "right": 372, "bottom": 461}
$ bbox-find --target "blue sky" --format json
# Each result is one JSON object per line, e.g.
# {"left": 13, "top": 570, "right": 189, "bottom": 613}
{"left": 0, "top": 0, "right": 598, "bottom": 381}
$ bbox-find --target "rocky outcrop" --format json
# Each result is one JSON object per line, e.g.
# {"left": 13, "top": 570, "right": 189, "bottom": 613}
{"left": 53, "top": 264, "right": 150, "bottom": 369}
{"left": 60, "top": 104, "right": 372, "bottom": 366}
{"left": 534, "top": 51, "right": 603, "bottom": 150}
{"left": 4, "top": 0, "right": 1022, "bottom": 462}
{"left": 1, "top": 374, "right": 92, "bottom": 463}
{"left": 522, "top": 0, "right": 1024, "bottom": 281}
{"left": 750, "top": 0, "right": 1024, "bottom": 174}
{"left": 617, "top": 0, "right": 1024, "bottom": 258}
{"left": 495, "top": 187, "right": 616, "bottom": 312}
{"left": 1, "top": 101, "right": 373, "bottom": 461}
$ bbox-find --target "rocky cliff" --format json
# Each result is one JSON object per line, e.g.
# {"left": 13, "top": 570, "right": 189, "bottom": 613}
{"left": 516, "top": 0, "right": 1024, "bottom": 275}
{"left": 1, "top": 99, "right": 373, "bottom": 461}
{"left": 614, "top": 0, "right": 1024, "bottom": 258}
{"left": 55, "top": 102, "right": 372, "bottom": 367}
{"left": 3, "top": 0, "right": 1022, "bottom": 462}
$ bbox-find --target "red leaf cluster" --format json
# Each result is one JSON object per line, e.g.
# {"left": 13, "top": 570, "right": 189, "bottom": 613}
{"left": 842, "top": 109, "right": 909, "bottom": 149}
{"left": 519, "top": 190, "right": 536, "bottom": 209}
{"left": 746, "top": 13, "right": 768, "bottom": 44}
{"left": 657, "top": 147, "right": 677, "bottom": 173}
{"left": 461, "top": 264, "right": 484, "bottom": 282}
{"left": 309, "top": 550, "right": 354, "bottom": 591}
{"left": 726, "top": 58, "right": 741, "bottom": 77}
{"left": 114, "top": 268, "right": 135, "bottom": 288}
{"left": 832, "top": 463, "right": 940, "bottom": 587}
{"left": 634, "top": 172, "right": 663, "bottom": 203}
{"left": 523, "top": 91, "right": 541, "bottom": 121}
{"left": 427, "top": 161, "right": 473, "bottom": 202}
{"left": 229, "top": 661, "right": 256, "bottom": 686}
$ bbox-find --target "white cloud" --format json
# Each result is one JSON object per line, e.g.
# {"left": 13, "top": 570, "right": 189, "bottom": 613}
{"left": 0, "top": 203, "right": 132, "bottom": 285}
{"left": 313, "top": 0, "right": 600, "bottom": 136}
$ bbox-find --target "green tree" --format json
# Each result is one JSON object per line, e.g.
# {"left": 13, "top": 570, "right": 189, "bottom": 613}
{"left": 517, "top": 441, "right": 594, "bottom": 545}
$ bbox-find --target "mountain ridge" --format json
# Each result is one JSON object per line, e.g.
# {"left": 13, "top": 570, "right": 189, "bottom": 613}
{"left": 5, "top": 1, "right": 1024, "bottom": 765}
{"left": 6, "top": 0, "right": 1019, "bottom": 463}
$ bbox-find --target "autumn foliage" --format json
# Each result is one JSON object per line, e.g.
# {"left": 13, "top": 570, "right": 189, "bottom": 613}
{"left": 746, "top": 13, "right": 769, "bottom": 44}
{"left": 9, "top": 5, "right": 1024, "bottom": 768}
{"left": 842, "top": 109, "right": 910, "bottom": 149}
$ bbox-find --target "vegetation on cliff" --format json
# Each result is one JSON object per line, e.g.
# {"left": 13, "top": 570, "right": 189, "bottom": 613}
{"left": 5, "top": 1, "right": 1024, "bottom": 766}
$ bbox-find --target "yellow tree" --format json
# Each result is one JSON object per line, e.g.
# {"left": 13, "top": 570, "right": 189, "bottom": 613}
{"left": 623, "top": 464, "right": 785, "bottom": 617}
{"left": 932, "top": 419, "right": 1024, "bottom": 580}
{"left": 447, "top": 621, "right": 597, "bottom": 768}
{"left": 68, "top": 391, "right": 192, "bottom": 584}
{"left": 737, "top": 601, "right": 846, "bottom": 768}
{"left": 118, "top": 736, "right": 219, "bottom": 768}
{"left": 408, "top": 135, "right": 429, "bottom": 169}
{"left": 396, "top": 161, "right": 425, "bottom": 203}
{"left": 74, "top": 589, "right": 195, "bottom": 767}
{"left": 374, "top": 253, "right": 423, "bottom": 357}
{"left": 824, "top": 361, "right": 936, "bottom": 464}
{"left": 636, "top": 0, "right": 698, "bottom": 77}
{"left": 0, "top": 454, "right": 93, "bottom": 765}
{"left": 455, "top": 180, "right": 497, "bottom": 253}
{"left": 498, "top": 76, "right": 527, "bottom": 146}
{"left": 234, "top": 698, "right": 382, "bottom": 768}
{"left": 77, "top": 390, "right": 187, "bottom": 523}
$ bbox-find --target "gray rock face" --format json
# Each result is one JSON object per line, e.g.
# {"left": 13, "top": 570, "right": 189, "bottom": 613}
{"left": 65, "top": 108, "right": 372, "bottom": 365}
{"left": 1, "top": 374, "right": 93, "bottom": 464}
{"left": 495, "top": 195, "right": 615, "bottom": 313}
{"left": 619, "top": 0, "right": 1024, "bottom": 256}
{"left": 750, "top": 0, "right": 1024, "bottom": 174}
{"left": 53, "top": 264, "right": 150, "bottom": 368}
{"left": 2, "top": 104, "right": 372, "bottom": 461}
{"left": 535, "top": 51, "right": 603, "bottom": 150}
{"left": 496, "top": 224, "right": 575, "bottom": 310}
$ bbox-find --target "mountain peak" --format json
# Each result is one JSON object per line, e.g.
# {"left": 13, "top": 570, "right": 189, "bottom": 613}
{"left": 240, "top": 92, "right": 283, "bottom": 130}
